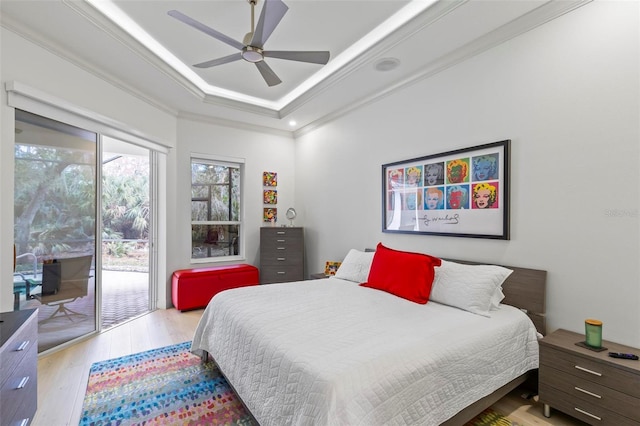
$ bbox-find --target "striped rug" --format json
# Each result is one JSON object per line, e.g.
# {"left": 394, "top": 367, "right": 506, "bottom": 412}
{"left": 80, "top": 341, "right": 519, "bottom": 425}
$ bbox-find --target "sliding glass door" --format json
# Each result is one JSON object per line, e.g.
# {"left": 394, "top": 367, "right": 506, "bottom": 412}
{"left": 101, "top": 137, "right": 152, "bottom": 329}
{"left": 14, "top": 110, "right": 98, "bottom": 352}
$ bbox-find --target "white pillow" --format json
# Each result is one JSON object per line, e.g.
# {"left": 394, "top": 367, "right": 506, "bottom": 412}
{"left": 490, "top": 287, "right": 506, "bottom": 310}
{"left": 430, "top": 260, "right": 513, "bottom": 317}
{"left": 333, "top": 249, "right": 375, "bottom": 283}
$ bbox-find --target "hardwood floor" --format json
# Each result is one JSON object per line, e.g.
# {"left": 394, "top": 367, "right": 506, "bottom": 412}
{"left": 33, "top": 308, "right": 587, "bottom": 426}
{"left": 34, "top": 308, "right": 202, "bottom": 426}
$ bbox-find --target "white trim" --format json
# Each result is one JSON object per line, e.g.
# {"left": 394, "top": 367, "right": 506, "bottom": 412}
{"left": 191, "top": 152, "right": 246, "bottom": 165}
{"left": 190, "top": 154, "right": 245, "bottom": 263}
{"left": 5, "top": 81, "right": 172, "bottom": 154}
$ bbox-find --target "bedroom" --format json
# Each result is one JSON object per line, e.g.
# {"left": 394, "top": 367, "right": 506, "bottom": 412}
{"left": 0, "top": 0, "right": 638, "bottom": 424}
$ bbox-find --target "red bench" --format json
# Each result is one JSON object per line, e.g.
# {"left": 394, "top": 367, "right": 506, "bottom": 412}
{"left": 171, "top": 264, "right": 259, "bottom": 311}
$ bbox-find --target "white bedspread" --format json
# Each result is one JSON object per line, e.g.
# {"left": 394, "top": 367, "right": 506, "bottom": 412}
{"left": 191, "top": 278, "right": 539, "bottom": 426}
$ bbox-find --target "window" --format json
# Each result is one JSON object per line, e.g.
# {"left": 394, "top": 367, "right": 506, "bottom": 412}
{"left": 191, "top": 156, "right": 243, "bottom": 261}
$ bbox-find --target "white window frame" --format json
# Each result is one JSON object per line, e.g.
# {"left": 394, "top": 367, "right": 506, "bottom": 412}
{"left": 190, "top": 153, "right": 245, "bottom": 263}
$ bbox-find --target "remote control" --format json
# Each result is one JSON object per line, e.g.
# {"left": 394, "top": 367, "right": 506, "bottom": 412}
{"left": 608, "top": 352, "right": 639, "bottom": 360}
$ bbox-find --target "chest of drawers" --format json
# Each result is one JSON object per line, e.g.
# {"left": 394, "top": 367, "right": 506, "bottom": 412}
{"left": 1, "top": 309, "right": 38, "bottom": 426}
{"left": 260, "top": 227, "right": 304, "bottom": 283}
{"left": 539, "top": 328, "right": 640, "bottom": 425}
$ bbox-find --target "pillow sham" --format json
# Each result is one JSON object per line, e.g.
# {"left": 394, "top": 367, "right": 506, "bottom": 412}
{"left": 360, "top": 243, "right": 441, "bottom": 304}
{"left": 333, "top": 249, "right": 375, "bottom": 283}
{"left": 430, "top": 260, "right": 513, "bottom": 316}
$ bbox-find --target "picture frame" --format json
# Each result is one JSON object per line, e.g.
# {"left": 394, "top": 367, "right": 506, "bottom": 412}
{"left": 382, "top": 140, "right": 510, "bottom": 239}
{"left": 324, "top": 261, "right": 342, "bottom": 276}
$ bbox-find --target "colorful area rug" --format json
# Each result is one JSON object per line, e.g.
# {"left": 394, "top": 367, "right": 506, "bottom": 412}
{"left": 464, "top": 408, "right": 522, "bottom": 426}
{"left": 81, "top": 341, "right": 520, "bottom": 426}
{"left": 80, "top": 341, "right": 254, "bottom": 425}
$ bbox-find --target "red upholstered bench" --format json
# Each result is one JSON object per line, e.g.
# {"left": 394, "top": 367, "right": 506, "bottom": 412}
{"left": 171, "top": 264, "right": 259, "bottom": 311}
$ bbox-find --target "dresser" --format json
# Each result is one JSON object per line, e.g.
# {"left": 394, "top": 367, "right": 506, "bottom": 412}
{"left": 260, "top": 227, "right": 304, "bottom": 283}
{"left": 1, "top": 309, "right": 38, "bottom": 426}
{"left": 539, "top": 328, "right": 640, "bottom": 425}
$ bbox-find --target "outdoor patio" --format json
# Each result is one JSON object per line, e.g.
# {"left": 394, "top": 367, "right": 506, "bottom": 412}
{"left": 14, "top": 270, "right": 149, "bottom": 352}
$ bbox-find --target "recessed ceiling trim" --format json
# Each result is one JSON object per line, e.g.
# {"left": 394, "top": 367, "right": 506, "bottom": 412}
{"left": 78, "top": 0, "right": 464, "bottom": 116}
{"left": 178, "top": 111, "right": 293, "bottom": 138}
{"left": 0, "top": 13, "right": 179, "bottom": 118}
{"left": 280, "top": 0, "right": 467, "bottom": 119}
{"left": 293, "top": 0, "right": 593, "bottom": 138}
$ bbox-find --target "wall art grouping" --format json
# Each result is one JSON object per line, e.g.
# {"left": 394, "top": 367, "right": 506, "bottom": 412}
{"left": 263, "top": 171, "right": 278, "bottom": 223}
{"left": 382, "top": 140, "right": 510, "bottom": 239}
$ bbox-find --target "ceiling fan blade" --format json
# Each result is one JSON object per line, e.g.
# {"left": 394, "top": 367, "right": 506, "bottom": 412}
{"left": 263, "top": 50, "right": 330, "bottom": 65}
{"left": 250, "top": 0, "right": 289, "bottom": 49}
{"left": 168, "top": 10, "right": 245, "bottom": 51}
{"left": 255, "top": 61, "right": 282, "bottom": 87}
{"left": 194, "top": 53, "right": 243, "bottom": 68}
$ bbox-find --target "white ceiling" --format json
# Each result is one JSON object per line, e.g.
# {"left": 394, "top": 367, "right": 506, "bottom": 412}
{"left": 1, "top": 0, "right": 590, "bottom": 134}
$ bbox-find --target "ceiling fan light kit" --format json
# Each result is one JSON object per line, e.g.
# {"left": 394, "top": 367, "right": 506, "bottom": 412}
{"left": 168, "top": 0, "right": 330, "bottom": 87}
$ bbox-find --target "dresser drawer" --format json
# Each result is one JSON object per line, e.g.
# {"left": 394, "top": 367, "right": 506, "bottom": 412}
{"left": 0, "top": 338, "right": 37, "bottom": 425}
{"left": 539, "top": 381, "right": 639, "bottom": 426}
{"left": 260, "top": 265, "right": 304, "bottom": 283}
{"left": 540, "top": 365, "right": 640, "bottom": 421}
{"left": 260, "top": 249, "right": 304, "bottom": 265}
{"left": 541, "top": 345, "right": 640, "bottom": 398}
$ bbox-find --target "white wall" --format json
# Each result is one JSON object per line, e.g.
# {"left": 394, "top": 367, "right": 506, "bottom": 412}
{"left": 0, "top": 28, "right": 178, "bottom": 311}
{"left": 295, "top": 1, "right": 640, "bottom": 346}
{"left": 167, "top": 117, "right": 295, "bottom": 304}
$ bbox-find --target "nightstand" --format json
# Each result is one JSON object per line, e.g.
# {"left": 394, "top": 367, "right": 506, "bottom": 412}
{"left": 310, "top": 273, "right": 329, "bottom": 280}
{"left": 539, "top": 328, "right": 640, "bottom": 425}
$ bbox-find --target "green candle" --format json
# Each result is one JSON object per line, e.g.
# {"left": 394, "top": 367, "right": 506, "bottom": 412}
{"left": 585, "top": 319, "right": 603, "bottom": 348}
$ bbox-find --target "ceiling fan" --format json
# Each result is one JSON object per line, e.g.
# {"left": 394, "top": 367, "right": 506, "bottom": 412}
{"left": 168, "top": 0, "right": 330, "bottom": 87}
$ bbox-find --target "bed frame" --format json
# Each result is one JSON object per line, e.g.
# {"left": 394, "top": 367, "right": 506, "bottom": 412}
{"left": 202, "top": 258, "right": 547, "bottom": 426}
{"left": 440, "top": 259, "right": 547, "bottom": 425}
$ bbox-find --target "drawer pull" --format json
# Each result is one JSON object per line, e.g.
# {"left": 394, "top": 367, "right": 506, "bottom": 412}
{"left": 17, "top": 340, "right": 30, "bottom": 351}
{"left": 276, "top": 231, "right": 286, "bottom": 235}
{"left": 574, "top": 407, "right": 601, "bottom": 421}
{"left": 277, "top": 258, "right": 286, "bottom": 261}
{"left": 574, "top": 365, "right": 602, "bottom": 376}
{"left": 277, "top": 239, "right": 285, "bottom": 242}
{"left": 17, "top": 376, "right": 30, "bottom": 389}
{"left": 574, "top": 386, "right": 602, "bottom": 399}
{"left": 277, "top": 271, "right": 286, "bottom": 275}
{"left": 277, "top": 247, "right": 286, "bottom": 250}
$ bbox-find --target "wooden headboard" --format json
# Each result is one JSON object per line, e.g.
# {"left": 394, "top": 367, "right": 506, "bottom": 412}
{"left": 445, "top": 258, "right": 547, "bottom": 335}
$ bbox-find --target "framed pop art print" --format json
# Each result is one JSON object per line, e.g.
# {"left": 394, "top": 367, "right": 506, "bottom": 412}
{"left": 382, "top": 140, "right": 510, "bottom": 239}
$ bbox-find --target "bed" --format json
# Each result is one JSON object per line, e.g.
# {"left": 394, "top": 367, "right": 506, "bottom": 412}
{"left": 192, "top": 245, "right": 546, "bottom": 425}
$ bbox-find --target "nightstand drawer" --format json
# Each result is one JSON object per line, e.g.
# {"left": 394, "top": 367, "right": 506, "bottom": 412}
{"left": 0, "top": 342, "right": 38, "bottom": 425}
{"left": 540, "top": 382, "right": 639, "bottom": 425}
{"left": 0, "top": 322, "right": 36, "bottom": 384}
{"left": 540, "top": 365, "right": 640, "bottom": 421}
{"left": 541, "top": 345, "right": 640, "bottom": 398}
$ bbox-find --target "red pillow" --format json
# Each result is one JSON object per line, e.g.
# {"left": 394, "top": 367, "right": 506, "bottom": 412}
{"left": 360, "top": 243, "right": 441, "bottom": 304}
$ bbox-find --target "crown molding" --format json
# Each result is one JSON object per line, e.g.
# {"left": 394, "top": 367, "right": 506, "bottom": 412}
{"left": 1, "top": 12, "right": 179, "bottom": 118}
{"left": 178, "top": 111, "right": 294, "bottom": 138}
{"left": 282, "top": 0, "right": 468, "bottom": 119}
{"left": 294, "top": 0, "right": 592, "bottom": 138}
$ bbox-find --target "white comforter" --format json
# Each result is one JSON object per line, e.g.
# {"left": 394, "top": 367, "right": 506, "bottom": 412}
{"left": 191, "top": 278, "right": 539, "bottom": 426}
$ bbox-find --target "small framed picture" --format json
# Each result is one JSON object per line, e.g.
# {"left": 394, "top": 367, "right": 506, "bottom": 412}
{"left": 263, "top": 189, "right": 277, "bottom": 204}
{"left": 324, "top": 261, "right": 342, "bottom": 276}
{"left": 263, "top": 171, "right": 277, "bottom": 187}
{"left": 263, "top": 208, "right": 277, "bottom": 223}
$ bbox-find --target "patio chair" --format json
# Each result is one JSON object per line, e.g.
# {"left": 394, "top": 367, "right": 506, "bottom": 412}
{"left": 28, "top": 255, "right": 93, "bottom": 322}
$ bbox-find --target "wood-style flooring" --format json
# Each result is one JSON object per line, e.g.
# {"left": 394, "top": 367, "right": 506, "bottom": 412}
{"left": 33, "top": 308, "right": 587, "bottom": 426}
